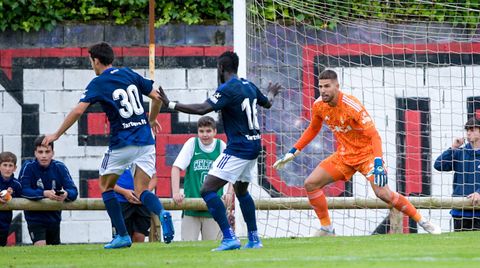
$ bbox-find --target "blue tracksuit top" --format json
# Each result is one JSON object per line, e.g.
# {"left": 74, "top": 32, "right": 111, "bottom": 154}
{"left": 19, "top": 159, "right": 78, "bottom": 225}
{"left": 0, "top": 175, "right": 22, "bottom": 231}
{"left": 434, "top": 143, "right": 480, "bottom": 217}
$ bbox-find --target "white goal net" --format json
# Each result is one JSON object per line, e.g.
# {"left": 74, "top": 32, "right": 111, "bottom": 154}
{"left": 244, "top": 0, "right": 480, "bottom": 237}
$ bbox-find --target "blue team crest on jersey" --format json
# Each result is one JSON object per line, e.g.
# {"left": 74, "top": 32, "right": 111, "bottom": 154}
{"left": 36, "top": 178, "right": 44, "bottom": 189}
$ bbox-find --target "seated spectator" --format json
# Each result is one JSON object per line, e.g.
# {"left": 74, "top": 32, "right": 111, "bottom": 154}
{"left": 20, "top": 135, "right": 78, "bottom": 245}
{"left": 434, "top": 117, "right": 480, "bottom": 231}
{"left": 0, "top": 151, "right": 22, "bottom": 246}
{"left": 113, "top": 166, "right": 157, "bottom": 243}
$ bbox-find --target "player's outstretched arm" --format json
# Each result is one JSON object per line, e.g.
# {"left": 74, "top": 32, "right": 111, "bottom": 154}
{"left": 157, "top": 86, "right": 214, "bottom": 115}
{"left": 43, "top": 102, "right": 90, "bottom": 146}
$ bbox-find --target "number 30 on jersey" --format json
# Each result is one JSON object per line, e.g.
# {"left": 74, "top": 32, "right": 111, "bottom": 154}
{"left": 113, "top": 85, "right": 144, "bottom": 118}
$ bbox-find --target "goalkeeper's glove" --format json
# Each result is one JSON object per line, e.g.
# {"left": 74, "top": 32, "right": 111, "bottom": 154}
{"left": 373, "top": 157, "right": 387, "bottom": 187}
{"left": 273, "top": 148, "right": 300, "bottom": 170}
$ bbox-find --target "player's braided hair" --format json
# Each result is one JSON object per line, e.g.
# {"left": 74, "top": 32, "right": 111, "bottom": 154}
{"left": 88, "top": 42, "right": 114, "bottom": 65}
{"left": 218, "top": 51, "right": 239, "bottom": 73}
{"left": 319, "top": 69, "right": 338, "bottom": 81}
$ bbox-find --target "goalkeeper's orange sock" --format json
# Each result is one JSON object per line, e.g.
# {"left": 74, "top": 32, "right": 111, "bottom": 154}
{"left": 390, "top": 192, "right": 422, "bottom": 222}
{"left": 307, "top": 188, "right": 331, "bottom": 226}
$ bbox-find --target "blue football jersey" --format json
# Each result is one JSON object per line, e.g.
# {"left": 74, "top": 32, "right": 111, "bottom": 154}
{"left": 207, "top": 76, "right": 268, "bottom": 160}
{"left": 80, "top": 67, "right": 155, "bottom": 149}
{"left": 114, "top": 168, "right": 134, "bottom": 203}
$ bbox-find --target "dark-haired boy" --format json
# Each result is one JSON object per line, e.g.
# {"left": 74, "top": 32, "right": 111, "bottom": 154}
{"left": 434, "top": 116, "right": 480, "bottom": 231}
{"left": 20, "top": 135, "right": 78, "bottom": 246}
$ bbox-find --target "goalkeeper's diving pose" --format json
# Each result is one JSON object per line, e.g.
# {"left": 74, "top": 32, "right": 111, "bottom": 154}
{"left": 274, "top": 69, "right": 441, "bottom": 235}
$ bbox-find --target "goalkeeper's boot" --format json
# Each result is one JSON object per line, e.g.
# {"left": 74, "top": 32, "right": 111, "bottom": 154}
{"left": 312, "top": 226, "right": 336, "bottom": 237}
{"left": 211, "top": 238, "right": 241, "bottom": 251}
{"left": 104, "top": 234, "right": 132, "bottom": 249}
{"left": 418, "top": 220, "right": 441, "bottom": 234}
{"left": 160, "top": 210, "right": 175, "bottom": 243}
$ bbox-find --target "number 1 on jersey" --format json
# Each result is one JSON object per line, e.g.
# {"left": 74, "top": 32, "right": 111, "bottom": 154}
{"left": 241, "top": 98, "right": 259, "bottom": 130}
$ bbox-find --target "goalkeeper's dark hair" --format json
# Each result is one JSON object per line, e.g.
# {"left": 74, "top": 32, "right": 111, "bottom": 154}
{"left": 197, "top": 116, "right": 216, "bottom": 130}
{"left": 218, "top": 51, "right": 239, "bottom": 73}
{"left": 88, "top": 42, "right": 114, "bottom": 65}
{"left": 34, "top": 135, "right": 53, "bottom": 150}
{"left": 465, "top": 116, "right": 480, "bottom": 130}
{"left": 319, "top": 69, "right": 338, "bottom": 81}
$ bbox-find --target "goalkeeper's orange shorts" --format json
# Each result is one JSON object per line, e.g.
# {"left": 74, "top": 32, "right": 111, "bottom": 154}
{"left": 319, "top": 153, "right": 375, "bottom": 182}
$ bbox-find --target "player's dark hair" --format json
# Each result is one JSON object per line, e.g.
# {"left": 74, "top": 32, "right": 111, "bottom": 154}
{"left": 88, "top": 42, "right": 114, "bottom": 65}
{"left": 319, "top": 69, "right": 338, "bottom": 81}
{"left": 0, "top": 151, "right": 17, "bottom": 165}
{"left": 218, "top": 51, "right": 239, "bottom": 73}
{"left": 34, "top": 135, "right": 54, "bottom": 150}
{"left": 465, "top": 116, "right": 480, "bottom": 130}
{"left": 198, "top": 116, "right": 216, "bottom": 129}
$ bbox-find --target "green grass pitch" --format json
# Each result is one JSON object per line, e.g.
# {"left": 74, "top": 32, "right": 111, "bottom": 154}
{"left": 1, "top": 232, "right": 479, "bottom": 267}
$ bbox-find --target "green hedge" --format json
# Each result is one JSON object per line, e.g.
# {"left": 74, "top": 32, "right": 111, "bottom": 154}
{"left": 0, "top": 0, "right": 478, "bottom": 32}
{"left": 0, "top": 0, "right": 232, "bottom": 32}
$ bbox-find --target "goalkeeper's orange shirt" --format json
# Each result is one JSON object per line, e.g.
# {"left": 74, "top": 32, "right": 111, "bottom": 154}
{"left": 294, "top": 91, "right": 383, "bottom": 165}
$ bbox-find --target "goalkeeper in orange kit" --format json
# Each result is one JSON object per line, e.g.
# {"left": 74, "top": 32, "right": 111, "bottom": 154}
{"left": 274, "top": 69, "right": 441, "bottom": 235}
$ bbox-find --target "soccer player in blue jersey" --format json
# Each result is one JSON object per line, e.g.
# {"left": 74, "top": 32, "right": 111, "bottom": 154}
{"left": 42, "top": 42, "right": 174, "bottom": 249}
{"left": 157, "top": 51, "right": 281, "bottom": 251}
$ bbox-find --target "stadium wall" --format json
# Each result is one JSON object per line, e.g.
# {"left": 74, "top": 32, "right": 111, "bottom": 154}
{"left": 1, "top": 22, "right": 480, "bottom": 243}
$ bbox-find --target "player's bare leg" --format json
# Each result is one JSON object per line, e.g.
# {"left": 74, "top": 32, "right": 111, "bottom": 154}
{"left": 33, "top": 240, "right": 47, "bottom": 246}
{"left": 304, "top": 165, "right": 336, "bottom": 236}
{"left": 369, "top": 181, "right": 441, "bottom": 234}
{"left": 133, "top": 166, "right": 150, "bottom": 196}
{"left": 133, "top": 166, "right": 174, "bottom": 243}
{"left": 132, "top": 232, "right": 146, "bottom": 243}
{"left": 99, "top": 173, "right": 120, "bottom": 192}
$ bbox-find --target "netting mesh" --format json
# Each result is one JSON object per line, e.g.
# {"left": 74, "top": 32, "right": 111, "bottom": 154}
{"left": 244, "top": 0, "right": 480, "bottom": 236}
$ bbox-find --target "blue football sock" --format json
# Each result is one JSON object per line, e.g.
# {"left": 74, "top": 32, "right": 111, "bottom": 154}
{"left": 248, "top": 230, "right": 260, "bottom": 242}
{"left": 140, "top": 190, "right": 163, "bottom": 216}
{"left": 237, "top": 192, "right": 258, "bottom": 233}
{"left": 202, "top": 191, "right": 235, "bottom": 239}
{"left": 102, "top": 190, "right": 128, "bottom": 236}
